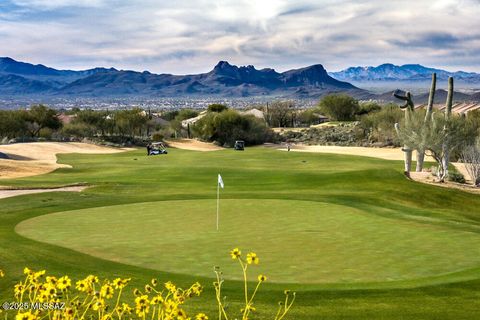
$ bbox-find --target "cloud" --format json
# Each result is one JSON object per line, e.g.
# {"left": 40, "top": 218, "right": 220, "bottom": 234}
{"left": 0, "top": 0, "right": 480, "bottom": 74}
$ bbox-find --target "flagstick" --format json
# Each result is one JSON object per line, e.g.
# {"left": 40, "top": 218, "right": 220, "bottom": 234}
{"left": 216, "top": 181, "right": 220, "bottom": 231}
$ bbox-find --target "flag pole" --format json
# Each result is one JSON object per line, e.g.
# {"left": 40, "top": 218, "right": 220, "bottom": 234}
{"left": 216, "top": 179, "right": 220, "bottom": 231}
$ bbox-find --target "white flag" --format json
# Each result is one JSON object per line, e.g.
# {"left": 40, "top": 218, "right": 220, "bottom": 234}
{"left": 218, "top": 174, "right": 224, "bottom": 189}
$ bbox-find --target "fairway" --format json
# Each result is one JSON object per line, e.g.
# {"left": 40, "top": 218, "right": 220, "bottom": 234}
{"left": 3, "top": 146, "right": 480, "bottom": 319}
{"left": 16, "top": 198, "right": 480, "bottom": 284}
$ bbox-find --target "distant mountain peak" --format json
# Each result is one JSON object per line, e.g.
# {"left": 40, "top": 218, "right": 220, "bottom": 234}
{"left": 330, "top": 63, "right": 480, "bottom": 83}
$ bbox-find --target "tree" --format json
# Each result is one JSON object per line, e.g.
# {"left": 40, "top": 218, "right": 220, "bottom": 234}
{"left": 461, "top": 143, "right": 480, "bottom": 187}
{"left": 23, "top": 105, "right": 62, "bottom": 137}
{"left": 396, "top": 112, "right": 473, "bottom": 182}
{"left": 207, "top": 104, "right": 228, "bottom": 113}
{"left": 114, "top": 108, "right": 148, "bottom": 138}
{"left": 192, "top": 109, "right": 274, "bottom": 146}
{"left": 318, "top": 94, "right": 359, "bottom": 121}
{"left": 265, "top": 101, "right": 295, "bottom": 127}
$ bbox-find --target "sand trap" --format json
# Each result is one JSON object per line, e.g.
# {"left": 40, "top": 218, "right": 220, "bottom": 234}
{"left": 165, "top": 139, "right": 223, "bottom": 151}
{"left": 285, "top": 144, "right": 420, "bottom": 161}
{"left": 0, "top": 186, "right": 88, "bottom": 199}
{"left": 0, "top": 142, "right": 131, "bottom": 179}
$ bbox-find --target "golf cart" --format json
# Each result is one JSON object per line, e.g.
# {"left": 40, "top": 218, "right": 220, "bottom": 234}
{"left": 148, "top": 142, "right": 168, "bottom": 155}
{"left": 234, "top": 140, "right": 245, "bottom": 151}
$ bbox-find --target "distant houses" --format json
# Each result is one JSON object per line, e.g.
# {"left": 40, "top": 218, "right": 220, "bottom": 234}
{"left": 415, "top": 102, "right": 480, "bottom": 114}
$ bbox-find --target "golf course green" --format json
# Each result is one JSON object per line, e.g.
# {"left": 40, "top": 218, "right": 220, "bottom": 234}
{"left": 2, "top": 145, "right": 480, "bottom": 319}
{"left": 16, "top": 199, "right": 480, "bottom": 284}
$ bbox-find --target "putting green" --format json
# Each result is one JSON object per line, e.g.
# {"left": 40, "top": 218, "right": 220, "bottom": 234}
{"left": 16, "top": 199, "right": 480, "bottom": 284}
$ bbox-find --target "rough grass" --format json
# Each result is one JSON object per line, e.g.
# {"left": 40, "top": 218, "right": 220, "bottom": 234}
{"left": 1, "top": 147, "right": 480, "bottom": 319}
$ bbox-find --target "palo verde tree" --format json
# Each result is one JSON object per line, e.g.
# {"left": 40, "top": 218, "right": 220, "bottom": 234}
{"left": 317, "top": 94, "right": 359, "bottom": 121}
{"left": 395, "top": 77, "right": 473, "bottom": 182}
{"left": 393, "top": 73, "right": 437, "bottom": 173}
{"left": 21, "top": 105, "right": 62, "bottom": 138}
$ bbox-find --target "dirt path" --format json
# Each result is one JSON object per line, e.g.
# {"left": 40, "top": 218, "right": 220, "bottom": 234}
{"left": 0, "top": 186, "right": 88, "bottom": 199}
{"left": 0, "top": 142, "right": 131, "bottom": 179}
{"left": 165, "top": 139, "right": 223, "bottom": 151}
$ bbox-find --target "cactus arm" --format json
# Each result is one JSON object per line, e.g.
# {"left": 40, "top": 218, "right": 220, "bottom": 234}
{"left": 445, "top": 77, "right": 453, "bottom": 119}
{"left": 425, "top": 73, "right": 436, "bottom": 122}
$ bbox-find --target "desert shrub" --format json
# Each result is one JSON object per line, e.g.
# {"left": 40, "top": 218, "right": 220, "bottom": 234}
{"left": 461, "top": 143, "right": 480, "bottom": 186}
{"left": 297, "top": 108, "right": 324, "bottom": 126}
{"left": 448, "top": 171, "right": 466, "bottom": 184}
{"left": 318, "top": 94, "right": 359, "bottom": 121}
{"left": 62, "top": 122, "right": 97, "bottom": 138}
{"left": 356, "top": 102, "right": 382, "bottom": 116}
{"left": 161, "top": 110, "right": 179, "bottom": 121}
{"left": 151, "top": 132, "right": 164, "bottom": 141}
{"left": 193, "top": 109, "right": 275, "bottom": 146}
{"left": 207, "top": 104, "right": 228, "bottom": 113}
{"left": 176, "top": 109, "right": 199, "bottom": 121}
{"left": 280, "top": 122, "right": 359, "bottom": 146}
{"left": 358, "top": 105, "right": 403, "bottom": 146}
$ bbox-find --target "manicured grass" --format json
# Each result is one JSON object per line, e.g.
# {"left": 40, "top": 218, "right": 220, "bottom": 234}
{"left": 2, "top": 146, "right": 480, "bottom": 319}
{"left": 16, "top": 199, "right": 480, "bottom": 284}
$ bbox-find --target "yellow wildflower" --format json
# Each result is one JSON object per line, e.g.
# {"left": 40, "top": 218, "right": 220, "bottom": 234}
{"left": 15, "top": 311, "right": 37, "bottom": 320}
{"left": 75, "top": 280, "right": 88, "bottom": 292}
{"left": 230, "top": 248, "right": 241, "bottom": 259}
{"left": 57, "top": 276, "right": 71, "bottom": 291}
{"left": 46, "top": 276, "right": 57, "bottom": 285}
{"left": 0, "top": 269, "right": 4, "bottom": 277}
{"left": 122, "top": 303, "right": 133, "bottom": 314}
{"left": 165, "top": 281, "right": 176, "bottom": 293}
{"left": 196, "top": 313, "right": 209, "bottom": 320}
{"left": 63, "top": 308, "right": 75, "bottom": 320}
{"left": 246, "top": 252, "right": 259, "bottom": 265}
{"left": 92, "top": 299, "right": 105, "bottom": 311}
{"left": 100, "top": 283, "right": 114, "bottom": 299}
{"left": 176, "top": 308, "right": 188, "bottom": 320}
{"left": 151, "top": 278, "right": 158, "bottom": 286}
{"left": 151, "top": 295, "right": 164, "bottom": 305}
{"left": 258, "top": 274, "right": 267, "bottom": 282}
{"left": 14, "top": 283, "right": 25, "bottom": 296}
{"left": 135, "top": 295, "right": 150, "bottom": 317}
{"left": 112, "top": 278, "right": 129, "bottom": 289}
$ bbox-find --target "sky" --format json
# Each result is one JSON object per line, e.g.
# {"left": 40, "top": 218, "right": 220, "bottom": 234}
{"left": 1, "top": 0, "right": 480, "bottom": 74}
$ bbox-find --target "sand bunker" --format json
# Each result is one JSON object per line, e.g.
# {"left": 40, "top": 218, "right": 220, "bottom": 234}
{"left": 0, "top": 185, "right": 88, "bottom": 199}
{"left": 285, "top": 145, "right": 419, "bottom": 161}
{"left": 0, "top": 142, "right": 130, "bottom": 179}
{"left": 165, "top": 139, "right": 223, "bottom": 151}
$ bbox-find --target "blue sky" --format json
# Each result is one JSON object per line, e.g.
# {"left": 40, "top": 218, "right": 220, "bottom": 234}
{"left": 1, "top": 0, "right": 479, "bottom": 74}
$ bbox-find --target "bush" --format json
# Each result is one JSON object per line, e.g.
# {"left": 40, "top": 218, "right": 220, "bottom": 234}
{"left": 193, "top": 110, "right": 275, "bottom": 147}
{"left": 448, "top": 171, "right": 466, "bottom": 184}
{"left": 358, "top": 105, "right": 403, "bottom": 146}
{"left": 207, "top": 104, "right": 228, "bottom": 113}
{"left": 357, "top": 102, "right": 382, "bottom": 116}
{"left": 318, "top": 94, "right": 359, "bottom": 121}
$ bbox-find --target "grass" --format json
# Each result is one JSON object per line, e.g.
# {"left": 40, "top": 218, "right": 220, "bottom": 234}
{"left": 2, "top": 146, "right": 480, "bottom": 319}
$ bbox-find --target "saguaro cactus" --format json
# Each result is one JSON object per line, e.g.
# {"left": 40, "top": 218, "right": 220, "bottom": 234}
{"left": 440, "top": 77, "right": 454, "bottom": 179}
{"left": 416, "top": 73, "right": 437, "bottom": 172}
{"left": 393, "top": 90, "right": 415, "bottom": 174}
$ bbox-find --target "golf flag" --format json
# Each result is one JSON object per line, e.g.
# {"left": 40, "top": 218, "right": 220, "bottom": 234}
{"left": 218, "top": 174, "right": 224, "bottom": 189}
{"left": 216, "top": 174, "right": 224, "bottom": 231}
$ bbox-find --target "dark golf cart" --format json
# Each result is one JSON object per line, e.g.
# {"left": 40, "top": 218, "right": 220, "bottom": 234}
{"left": 148, "top": 142, "right": 168, "bottom": 155}
{"left": 234, "top": 140, "right": 245, "bottom": 151}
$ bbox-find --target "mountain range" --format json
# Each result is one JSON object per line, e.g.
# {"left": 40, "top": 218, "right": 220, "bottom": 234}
{"left": 330, "top": 63, "right": 480, "bottom": 87}
{"left": 1, "top": 57, "right": 479, "bottom": 103}
{"left": 0, "top": 57, "right": 362, "bottom": 98}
